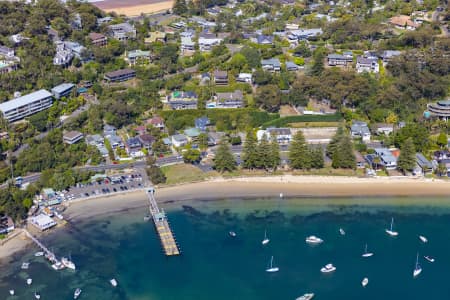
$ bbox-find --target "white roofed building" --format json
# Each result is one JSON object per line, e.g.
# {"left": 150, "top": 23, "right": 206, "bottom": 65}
{"left": 0, "top": 90, "right": 53, "bottom": 122}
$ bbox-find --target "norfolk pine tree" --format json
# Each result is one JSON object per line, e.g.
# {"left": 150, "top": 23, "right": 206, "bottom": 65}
{"left": 289, "top": 131, "right": 311, "bottom": 169}
{"left": 397, "top": 137, "right": 416, "bottom": 173}
{"left": 213, "top": 139, "right": 236, "bottom": 173}
{"left": 242, "top": 131, "right": 258, "bottom": 169}
{"left": 256, "top": 134, "right": 272, "bottom": 169}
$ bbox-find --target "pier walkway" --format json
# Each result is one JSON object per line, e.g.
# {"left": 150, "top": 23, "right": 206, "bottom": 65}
{"left": 147, "top": 188, "right": 180, "bottom": 256}
{"left": 24, "top": 229, "right": 57, "bottom": 261}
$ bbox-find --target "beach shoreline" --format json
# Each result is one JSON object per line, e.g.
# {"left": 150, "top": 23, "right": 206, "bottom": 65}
{"left": 2, "top": 175, "right": 450, "bottom": 261}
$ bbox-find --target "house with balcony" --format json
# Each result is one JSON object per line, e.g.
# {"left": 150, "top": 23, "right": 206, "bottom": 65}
{"left": 108, "top": 23, "right": 136, "bottom": 41}
{"left": 104, "top": 69, "right": 136, "bottom": 82}
{"left": 198, "top": 33, "right": 223, "bottom": 52}
{"left": 351, "top": 121, "right": 371, "bottom": 142}
{"left": 167, "top": 91, "right": 198, "bottom": 110}
{"left": 261, "top": 58, "right": 281, "bottom": 72}
{"left": 126, "top": 50, "right": 151, "bottom": 65}
{"left": 356, "top": 56, "right": 379, "bottom": 73}
{"left": 327, "top": 53, "right": 353, "bottom": 66}
{"left": 88, "top": 32, "right": 107, "bottom": 47}
{"left": 214, "top": 70, "right": 228, "bottom": 85}
{"left": 208, "top": 90, "right": 244, "bottom": 109}
{"left": 251, "top": 34, "right": 274, "bottom": 45}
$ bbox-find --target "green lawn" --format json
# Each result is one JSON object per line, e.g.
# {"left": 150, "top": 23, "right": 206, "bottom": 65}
{"left": 161, "top": 164, "right": 218, "bottom": 185}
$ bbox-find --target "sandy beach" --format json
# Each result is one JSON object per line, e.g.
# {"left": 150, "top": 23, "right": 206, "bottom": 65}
{"left": 93, "top": 0, "right": 174, "bottom": 16}
{"left": 3, "top": 175, "right": 450, "bottom": 261}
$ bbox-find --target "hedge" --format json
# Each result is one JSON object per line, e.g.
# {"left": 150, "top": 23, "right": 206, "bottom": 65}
{"left": 262, "top": 113, "right": 343, "bottom": 128}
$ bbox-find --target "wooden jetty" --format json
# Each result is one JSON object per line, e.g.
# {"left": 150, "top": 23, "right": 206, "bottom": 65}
{"left": 147, "top": 188, "right": 180, "bottom": 256}
{"left": 24, "top": 229, "right": 57, "bottom": 262}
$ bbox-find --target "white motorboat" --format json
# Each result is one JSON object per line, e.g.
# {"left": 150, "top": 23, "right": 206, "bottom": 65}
{"left": 9, "top": 289, "right": 14, "bottom": 296}
{"left": 110, "top": 278, "right": 118, "bottom": 287}
{"left": 362, "top": 277, "right": 369, "bottom": 287}
{"left": 262, "top": 230, "right": 270, "bottom": 245}
{"left": 74, "top": 288, "right": 82, "bottom": 299}
{"left": 265, "top": 256, "right": 279, "bottom": 273}
{"left": 419, "top": 235, "right": 428, "bottom": 243}
{"left": 34, "top": 292, "right": 41, "bottom": 299}
{"left": 229, "top": 231, "right": 236, "bottom": 237}
{"left": 27, "top": 278, "right": 32, "bottom": 285}
{"left": 362, "top": 244, "right": 374, "bottom": 258}
{"left": 279, "top": 193, "right": 283, "bottom": 198}
{"left": 52, "top": 261, "right": 65, "bottom": 270}
{"left": 296, "top": 293, "right": 315, "bottom": 300}
{"left": 385, "top": 217, "right": 399, "bottom": 237}
{"left": 306, "top": 236, "right": 323, "bottom": 244}
{"left": 413, "top": 253, "right": 422, "bottom": 278}
{"left": 34, "top": 251, "right": 44, "bottom": 257}
{"left": 424, "top": 255, "right": 435, "bottom": 263}
{"left": 339, "top": 228, "right": 346, "bottom": 235}
{"left": 320, "top": 263, "right": 336, "bottom": 273}
{"left": 21, "top": 262, "right": 30, "bottom": 269}
{"left": 62, "top": 257, "right": 76, "bottom": 270}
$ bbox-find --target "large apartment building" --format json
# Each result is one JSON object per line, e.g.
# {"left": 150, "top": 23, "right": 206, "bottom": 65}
{"left": 0, "top": 90, "right": 53, "bottom": 122}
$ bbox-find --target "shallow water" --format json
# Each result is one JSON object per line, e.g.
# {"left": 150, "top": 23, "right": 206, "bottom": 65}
{"left": 1, "top": 197, "right": 450, "bottom": 299}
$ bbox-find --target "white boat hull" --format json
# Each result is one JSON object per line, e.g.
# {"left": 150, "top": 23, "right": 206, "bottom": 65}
{"left": 362, "top": 253, "right": 374, "bottom": 258}
{"left": 262, "top": 239, "right": 270, "bottom": 245}
{"left": 362, "top": 278, "right": 369, "bottom": 287}
{"left": 424, "top": 256, "right": 435, "bottom": 263}
{"left": 266, "top": 267, "right": 279, "bottom": 272}
{"left": 419, "top": 235, "right": 428, "bottom": 243}
{"left": 110, "top": 279, "right": 118, "bottom": 287}
{"left": 413, "top": 268, "right": 422, "bottom": 277}
{"left": 385, "top": 229, "right": 398, "bottom": 236}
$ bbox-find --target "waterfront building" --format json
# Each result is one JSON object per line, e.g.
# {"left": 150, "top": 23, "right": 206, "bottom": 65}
{"left": 30, "top": 214, "right": 57, "bottom": 231}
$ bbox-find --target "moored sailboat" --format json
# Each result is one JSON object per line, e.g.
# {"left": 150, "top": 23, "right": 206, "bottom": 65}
{"left": 265, "top": 256, "right": 279, "bottom": 273}
{"left": 385, "top": 217, "right": 398, "bottom": 236}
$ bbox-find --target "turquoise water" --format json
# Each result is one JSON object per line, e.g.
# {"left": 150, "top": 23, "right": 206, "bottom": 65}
{"left": 2, "top": 197, "right": 450, "bottom": 299}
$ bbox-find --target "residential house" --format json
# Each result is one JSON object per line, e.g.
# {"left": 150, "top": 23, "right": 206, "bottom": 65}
{"left": 195, "top": 116, "right": 210, "bottom": 131}
{"left": 104, "top": 69, "right": 136, "bottom": 82}
{"left": 71, "top": 13, "right": 82, "bottom": 30}
{"left": 214, "top": 70, "right": 228, "bottom": 85}
{"left": 86, "top": 134, "right": 109, "bottom": 157}
{"left": 171, "top": 134, "right": 188, "bottom": 148}
{"left": 108, "top": 23, "right": 137, "bottom": 41}
{"left": 374, "top": 148, "right": 397, "bottom": 169}
{"left": 287, "top": 28, "right": 323, "bottom": 42}
{"left": 237, "top": 73, "right": 252, "bottom": 83}
{"left": 184, "top": 127, "right": 201, "bottom": 142}
{"left": 134, "top": 125, "right": 147, "bottom": 136}
{"left": 9, "top": 34, "right": 26, "bottom": 45}
{"left": 208, "top": 132, "right": 225, "bottom": 146}
{"left": 145, "top": 31, "right": 167, "bottom": 44}
{"left": 0, "top": 46, "right": 14, "bottom": 58}
{"left": 327, "top": 53, "right": 353, "bottom": 66}
{"left": 257, "top": 128, "right": 292, "bottom": 144}
{"left": 53, "top": 42, "right": 73, "bottom": 66}
{"left": 380, "top": 50, "right": 401, "bottom": 65}
{"left": 0, "top": 57, "right": 19, "bottom": 74}
{"left": 103, "top": 124, "right": 117, "bottom": 137}
{"left": 88, "top": 32, "right": 107, "bottom": 47}
{"left": 208, "top": 90, "right": 244, "bottom": 109}
{"left": 415, "top": 153, "right": 433, "bottom": 175}
{"left": 181, "top": 37, "right": 195, "bottom": 53}
{"left": 126, "top": 50, "right": 151, "bottom": 65}
{"left": 356, "top": 56, "right": 379, "bottom": 73}
{"left": 63, "top": 41, "right": 86, "bottom": 59}
{"left": 138, "top": 134, "right": 155, "bottom": 150}
{"left": 285, "top": 61, "right": 299, "bottom": 71}
{"left": 167, "top": 91, "right": 198, "bottom": 110}
{"left": 351, "top": 121, "right": 371, "bottom": 142}
{"left": 198, "top": 33, "right": 223, "bottom": 52}
{"left": 354, "top": 151, "right": 366, "bottom": 168}
{"left": 374, "top": 123, "right": 394, "bottom": 135}
{"left": 389, "top": 15, "right": 420, "bottom": 30}
{"left": 146, "top": 116, "right": 165, "bottom": 130}
{"left": 63, "top": 131, "right": 84, "bottom": 144}
{"left": 207, "top": 7, "right": 222, "bottom": 16}
{"left": 51, "top": 83, "right": 75, "bottom": 99}
{"left": 97, "top": 17, "right": 113, "bottom": 26}
{"left": 251, "top": 34, "right": 274, "bottom": 45}
{"left": 126, "top": 137, "right": 142, "bottom": 155}
{"left": 261, "top": 58, "right": 281, "bottom": 72}
{"left": 0, "top": 216, "right": 14, "bottom": 234}
{"left": 108, "top": 134, "right": 124, "bottom": 149}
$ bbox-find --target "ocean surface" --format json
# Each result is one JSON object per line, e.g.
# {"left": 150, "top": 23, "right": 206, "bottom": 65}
{"left": 2, "top": 196, "right": 450, "bottom": 300}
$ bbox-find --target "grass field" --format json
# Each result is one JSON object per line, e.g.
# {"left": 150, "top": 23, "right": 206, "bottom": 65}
{"left": 161, "top": 164, "right": 218, "bottom": 185}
